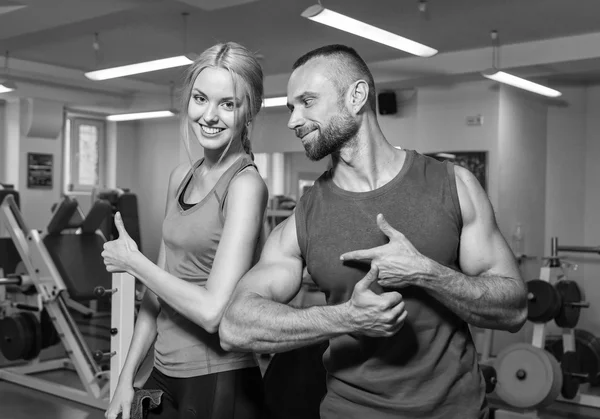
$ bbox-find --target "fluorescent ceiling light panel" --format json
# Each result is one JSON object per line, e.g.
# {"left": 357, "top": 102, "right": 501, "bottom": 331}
{"left": 302, "top": 5, "right": 437, "bottom": 57}
{"left": 107, "top": 110, "right": 176, "bottom": 122}
{"left": 263, "top": 96, "right": 288, "bottom": 107}
{"left": 0, "top": 1, "right": 27, "bottom": 16}
{"left": 482, "top": 69, "right": 562, "bottom": 98}
{"left": 0, "top": 81, "right": 16, "bottom": 93}
{"left": 85, "top": 55, "right": 194, "bottom": 81}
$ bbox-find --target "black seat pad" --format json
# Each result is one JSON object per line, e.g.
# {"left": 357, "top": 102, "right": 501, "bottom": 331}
{"left": 43, "top": 234, "right": 111, "bottom": 301}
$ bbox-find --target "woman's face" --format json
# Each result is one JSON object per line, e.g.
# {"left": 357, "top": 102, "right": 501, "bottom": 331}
{"left": 188, "top": 67, "right": 245, "bottom": 151}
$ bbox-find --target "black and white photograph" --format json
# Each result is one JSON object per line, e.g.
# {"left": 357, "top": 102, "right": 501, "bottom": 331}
{"left": 0, "top": 1, "right": 599, "bottom": 419}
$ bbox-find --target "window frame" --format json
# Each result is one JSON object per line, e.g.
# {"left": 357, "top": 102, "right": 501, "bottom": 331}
{"left": 64, "top": 113, "right": 107, "bottom": 194}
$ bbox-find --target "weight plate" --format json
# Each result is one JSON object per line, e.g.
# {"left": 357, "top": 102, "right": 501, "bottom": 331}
{"left": 548, "top": 329, "right": 600, "bottom": 387}
{"left": 527, "top": 280, "right": 561, "bottom": 323}
{"left": 545, "top": 335, "right": 562, "bottom": 360}
{"left": 561, "top": 351, "right": 581, "bottom": 399}
{"left": 0, "top": 316, "right": 28, "bottom": 361}
{"left": 555, "top": 280, "right": 583, "bottom": 329}
{"left": 581, "top": 330, "right": 600, "bottom": 386}
{"left": 19, "top": 312, "right": 41, "bottom": 361}
{"left": 494, "top": 343, "right": 562, "bottom": 409}
{"left": 545, "top": 349, "right": 564, "bottom": 408}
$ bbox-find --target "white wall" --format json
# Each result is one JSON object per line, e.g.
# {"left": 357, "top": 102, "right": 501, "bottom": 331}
{"left": 486, "top": 85, "right": 549, "bottom": 353}
{"left": 115, "top": 122, "right": 138, "bottom": 191}
{"left": 417, "top": 82, "right": 501, "bottom": 207}
{"left": 582, "top": 86, "right": 600, "bottom": 335}
{"left": 0, "top": 99, "right": 65, "bottom": 229}
{"left": 545, "top": 87, "right": 587, "bottom": 282}
{"left": 497, "top": 86, "right": 548, "bottom": 264}
{"left": 252, "top": 109, "right": 301, "bottom": 154}
{"left": 377, "top": 89, "right": 417, "bottom": 149}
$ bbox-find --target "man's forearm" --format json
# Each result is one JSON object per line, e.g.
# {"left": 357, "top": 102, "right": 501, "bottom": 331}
{"left": 384, "top": 263, "right": 526, "bottom": 331}
{"left": 220, "top": 294, "right": 352, "bottom": 353}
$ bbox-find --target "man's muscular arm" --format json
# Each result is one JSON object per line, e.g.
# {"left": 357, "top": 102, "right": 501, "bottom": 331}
{"left": 417, "top": 166, "right": 527, "bottom": 331}
{"left": 219, "top": 213, "right": 407, "bottom": 353}
{"left": 340, "top": 166, "right": 527, "bottom": 332}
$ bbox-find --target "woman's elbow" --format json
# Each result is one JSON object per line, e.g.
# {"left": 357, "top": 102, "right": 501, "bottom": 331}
{"left": 204, "top": 319, "right": 219, "bottom": 334}
{"left": 218, "top": 315, "right": 244, "bottom": 351}
{"left": 202, "top": 307, "right": 226, "bottom": 334}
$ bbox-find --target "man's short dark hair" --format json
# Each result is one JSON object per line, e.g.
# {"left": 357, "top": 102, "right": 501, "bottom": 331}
{"left": 292, "top": 44, "right": 377, "bottom": 112}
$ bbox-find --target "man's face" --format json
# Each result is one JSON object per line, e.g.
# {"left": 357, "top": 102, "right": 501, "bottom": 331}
{"left": 287, "top": 59, "right": 359, "bottom": 161}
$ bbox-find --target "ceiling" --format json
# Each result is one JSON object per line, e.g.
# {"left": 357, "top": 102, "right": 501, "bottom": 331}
{"left": 1, "top": 0, "right": 600, "bottom": 110}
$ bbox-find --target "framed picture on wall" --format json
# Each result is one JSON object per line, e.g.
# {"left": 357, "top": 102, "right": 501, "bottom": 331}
{"left": 425, "top": 151, "right": 488, "bottom": 191}
{"left": 27, "top": 152, "right": 54, "bottom": 189}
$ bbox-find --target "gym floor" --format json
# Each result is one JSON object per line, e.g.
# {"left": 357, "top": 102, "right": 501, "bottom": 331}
{"left": 1, "top": 373, "right": 600, "bottom": 418}
{"left": 0, "top": 372, "right": 104, "bottom": 419}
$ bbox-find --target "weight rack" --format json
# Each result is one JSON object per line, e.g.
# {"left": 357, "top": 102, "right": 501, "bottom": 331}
{"left": 480, "top": 237, "right": 600, "bottom": 418}
{"left": 549, "top": 237, "right": 600, "bottom": 410}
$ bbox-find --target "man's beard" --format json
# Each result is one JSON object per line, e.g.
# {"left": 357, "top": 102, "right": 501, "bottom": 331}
{"left": 299, "top": 110, "right": 359, "bottom": 161}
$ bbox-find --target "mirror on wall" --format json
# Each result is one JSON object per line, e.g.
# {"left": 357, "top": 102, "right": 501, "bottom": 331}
{"left": 425, "top": 151, "right": 488, "bottom": 191}
{"left": 255, "top": 151, "right": 329, "bottom": 202}
{"left": 255, "top": 151, "right": 329, "bottom": 229}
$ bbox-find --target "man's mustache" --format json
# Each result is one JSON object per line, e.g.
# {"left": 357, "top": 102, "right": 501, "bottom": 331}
{"left": 295, "top": 125, "right": 318, "bottom": 139}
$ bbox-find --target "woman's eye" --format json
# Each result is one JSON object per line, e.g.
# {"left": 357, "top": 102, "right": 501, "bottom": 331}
{"left": 194, "top": 95, "right": 207, "bottom": 103}
{"left": 222, "top": 102, "right": 234, "bottom": 110}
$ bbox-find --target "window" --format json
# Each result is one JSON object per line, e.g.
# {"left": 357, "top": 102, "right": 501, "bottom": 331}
{"left": 64, "top": 115, "right": 106, "bottom": 193}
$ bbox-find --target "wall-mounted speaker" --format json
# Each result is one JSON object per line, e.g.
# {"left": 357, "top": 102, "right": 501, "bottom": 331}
{"left": 377, "top": 91, "right": 397, "bottom": 115}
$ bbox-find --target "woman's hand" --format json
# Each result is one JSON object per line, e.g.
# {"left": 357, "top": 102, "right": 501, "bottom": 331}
{"left": 105, "top": 382, "right": 135, "bottom": 419}
{"left": 102, "top": 212, "right": 140, "bottom": 274}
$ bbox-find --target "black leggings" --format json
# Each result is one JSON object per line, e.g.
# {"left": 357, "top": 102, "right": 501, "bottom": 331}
{"left": 143, "top": 367, "right": 265, "bottom": 419}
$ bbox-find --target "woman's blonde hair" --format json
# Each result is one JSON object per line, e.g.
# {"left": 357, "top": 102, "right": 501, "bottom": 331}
{"left": 180, "top": 42, "right": 264, "bottom": 163}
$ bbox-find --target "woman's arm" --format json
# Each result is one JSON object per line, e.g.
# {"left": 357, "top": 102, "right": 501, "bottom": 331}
{"left": 103, "top": 168, "right": 268, "bottom": 333}
{"left": 115, "top": 290, "right": 160, "bottom": 386}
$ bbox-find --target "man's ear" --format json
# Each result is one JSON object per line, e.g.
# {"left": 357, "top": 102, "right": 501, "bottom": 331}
{"left": 347, "top": 79, "right": 370, "bottom": 114}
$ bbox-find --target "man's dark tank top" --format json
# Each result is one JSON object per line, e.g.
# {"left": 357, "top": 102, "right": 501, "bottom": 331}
{"left": 295, "top": 150, "right": 487, "bottom": 419}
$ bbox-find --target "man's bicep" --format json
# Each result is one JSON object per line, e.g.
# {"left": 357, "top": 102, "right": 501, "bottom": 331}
{"left": 235, "top": 213, "right": 304, "bottom": 304}
{"left": 455, "top": 166, "right": 520, "bottom": 278}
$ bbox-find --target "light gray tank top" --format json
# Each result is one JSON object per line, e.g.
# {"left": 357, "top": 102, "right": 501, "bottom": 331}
{"left": 154, "top": 156, "right": 257, "bottom": 378}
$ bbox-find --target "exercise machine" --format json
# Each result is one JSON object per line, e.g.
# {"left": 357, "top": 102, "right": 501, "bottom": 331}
{"left": 0, "top": 190, "right": 135, "bottom": 409}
